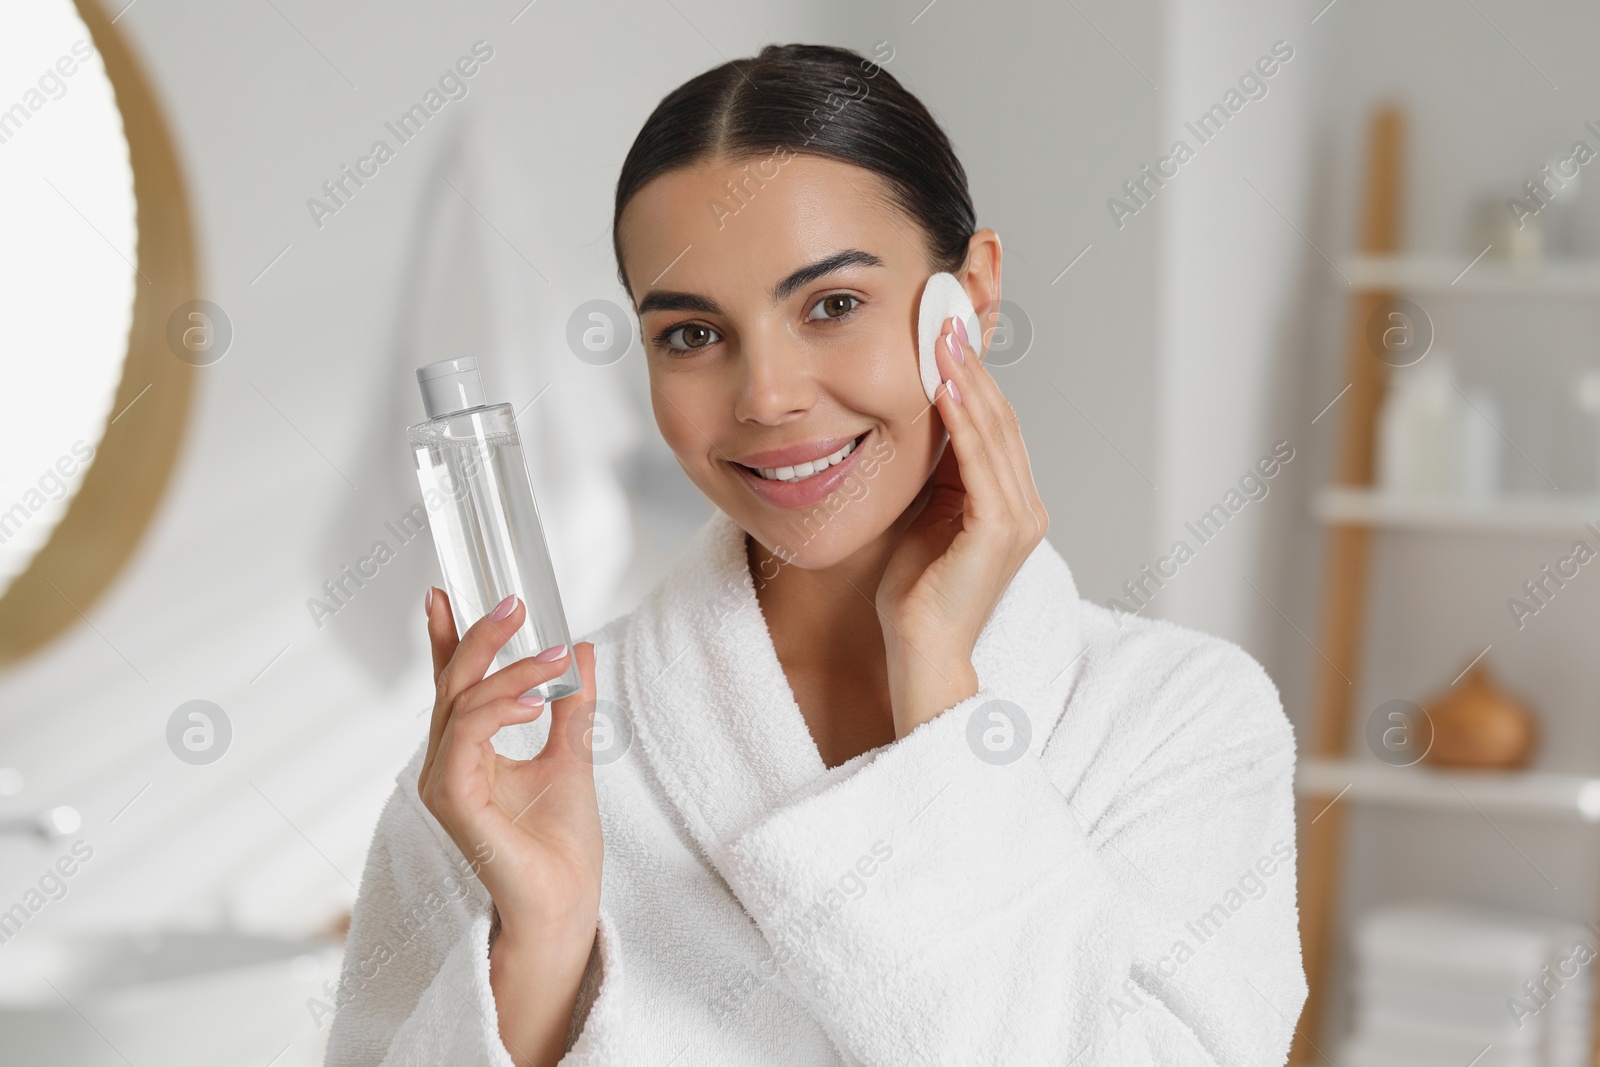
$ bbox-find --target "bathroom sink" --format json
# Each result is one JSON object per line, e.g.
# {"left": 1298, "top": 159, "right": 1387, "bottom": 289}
{"left": 0, "top": 928, "right": 343, "bottom": 1066}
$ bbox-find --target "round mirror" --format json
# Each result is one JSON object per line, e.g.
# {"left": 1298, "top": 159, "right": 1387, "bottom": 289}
{"left": 0, "top": 0, "right": 198, "bottom": 662}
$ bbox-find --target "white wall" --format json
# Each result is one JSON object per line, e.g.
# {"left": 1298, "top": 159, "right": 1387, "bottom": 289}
{"left": 1155, "top": 0, "right": 1317, "bottom": 655}
{"left": 833, "top": 0, "right": 1166, "bottom": 608}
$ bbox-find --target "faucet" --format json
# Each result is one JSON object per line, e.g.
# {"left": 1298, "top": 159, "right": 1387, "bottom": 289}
{"left": 0, "top": 806, "right": 81, "bottom": 840}
{"left": 0, "top": 766, "right": 80, "bottom": 839}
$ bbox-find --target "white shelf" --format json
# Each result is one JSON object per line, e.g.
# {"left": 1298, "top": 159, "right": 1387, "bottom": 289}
{"left": 1313, "top": 486, "right": 1600, "bottom": 533}
{"left": 1299, "top": 758, "right": 1600, "bottom": 822}
{"left": 1341, "top": 253, "right": 1600, "bottom": 295}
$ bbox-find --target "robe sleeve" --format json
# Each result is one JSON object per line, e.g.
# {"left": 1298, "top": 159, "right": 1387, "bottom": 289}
{"left": 720, "top": 640, "right": 1306, "bottom": 1066}
{"left": 324, "top": 733, "right": 615, "bottom": 1067}
{"left": 321, "top": 759, "right": 521, "bottom": 1067}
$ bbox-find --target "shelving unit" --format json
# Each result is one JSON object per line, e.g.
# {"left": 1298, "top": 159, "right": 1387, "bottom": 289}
{"left": 1298, "top": 758, "right": 1600, "bottom": 823}
{"left": 1292, "top": 108, "right": 1600, "bottom": 1067}
{"left": 1313, "top": 486, "right": 1600, "bottom": 534}
{"left": 1340, "top": 253, "right": 1600, "bottom": 297}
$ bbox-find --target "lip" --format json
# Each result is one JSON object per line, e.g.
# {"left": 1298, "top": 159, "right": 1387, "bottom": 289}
{"left": 729, "top": 430, "right": 872, "bottom": 510}
{"left": 729, "top": 433, "right": 862, "bottom": 471}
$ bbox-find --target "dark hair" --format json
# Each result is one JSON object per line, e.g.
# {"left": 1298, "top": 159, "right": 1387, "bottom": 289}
{"left": 612, "top": 43, "right": 975, "bottom": 297}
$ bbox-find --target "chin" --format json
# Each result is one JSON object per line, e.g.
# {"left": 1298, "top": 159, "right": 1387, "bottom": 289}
{"left": 749, "top": 508, "right": 886, "bottom": 572}
{"left": 742, "top": 484, "right": 929, "bottom": 575}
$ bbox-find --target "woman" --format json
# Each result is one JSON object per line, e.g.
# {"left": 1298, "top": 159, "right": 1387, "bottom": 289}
{"left": 326, "top": 43, "right": 1305, "bottom": 1067}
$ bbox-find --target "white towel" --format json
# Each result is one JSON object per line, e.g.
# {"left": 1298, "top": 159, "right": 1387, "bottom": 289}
{"left": 1344, "top": 902, "right": 1596, "bottom": 1067}
{"left": 324, "top": 508, "right": 1305, "bottom": 1065}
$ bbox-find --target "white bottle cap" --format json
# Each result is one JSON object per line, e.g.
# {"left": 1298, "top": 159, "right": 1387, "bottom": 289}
{"left": 417, "top": 356, "right": 487, "bottom": 418}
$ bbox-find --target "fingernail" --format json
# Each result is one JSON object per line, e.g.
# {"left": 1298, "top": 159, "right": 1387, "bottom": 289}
{"left": 535, "top": 643, "right": 568, "bottom": 662}
{"left": 954, "top": 316, "right": 969, "bottom": 348}
{"left": 517, "top": 692, "right": 545, "bottom": 707}
{"left": 425, "top": 587, "right": 433, "bottom": 616}
{"left": 947, "top": 332, "right": 964, "bottom": 365}
{"left": 945, "top": 378, "right": 961, "bottom": 405}
{"left": 490, "top": 594, "right": 518, "bottom": 620}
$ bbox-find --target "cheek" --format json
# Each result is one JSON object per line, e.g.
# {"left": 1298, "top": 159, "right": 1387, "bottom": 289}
{"left": 893, "top": 411, "right": 945, "bottom": 491}
{"left": 649, "top": 374, "right": 716, "bottom": 476}
{"left": 794, "top": 328, "right": 936, "bottom": 492}
{"left": 831, "top": 338, "right": 937, "bottom": 457}
{"left": 811, "top": 329, "right": 914, "bottom": 435}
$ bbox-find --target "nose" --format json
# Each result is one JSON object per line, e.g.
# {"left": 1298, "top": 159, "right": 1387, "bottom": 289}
{"left": 732, "top": 330, "right": 816, "bottom": 425}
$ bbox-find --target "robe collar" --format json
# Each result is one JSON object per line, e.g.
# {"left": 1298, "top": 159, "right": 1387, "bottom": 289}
{"left": 618, "top": 508, "right": 1084, "bottom": 878}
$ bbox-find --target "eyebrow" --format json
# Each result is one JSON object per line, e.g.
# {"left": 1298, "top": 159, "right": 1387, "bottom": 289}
{"left": 634, "top": 248, "right": 885, "bottom": 316}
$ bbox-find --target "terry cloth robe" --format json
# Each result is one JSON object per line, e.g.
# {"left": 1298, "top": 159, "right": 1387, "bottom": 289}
{"left": 324, "top": 508, "right": 1307, "bottom": 1066}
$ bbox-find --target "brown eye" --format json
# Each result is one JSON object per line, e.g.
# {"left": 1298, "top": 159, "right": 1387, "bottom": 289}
{"left": 807, "top": 293, "right": 861, "bottom": 321}
{"left": 661, "top": 322, "right": 721, "bottom": 352}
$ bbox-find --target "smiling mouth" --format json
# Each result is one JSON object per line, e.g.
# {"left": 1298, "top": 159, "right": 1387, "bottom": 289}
{"left": 736, "top": 433, "right": 866, "bottom": 483}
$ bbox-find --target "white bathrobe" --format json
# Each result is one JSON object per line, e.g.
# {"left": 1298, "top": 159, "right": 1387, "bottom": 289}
{"left": 324, "top": 508, "right": 1307, "bottom": 1066}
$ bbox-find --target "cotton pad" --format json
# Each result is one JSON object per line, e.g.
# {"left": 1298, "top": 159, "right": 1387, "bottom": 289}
{"left": 916, "top": 272, "right": 981, "bottom": 403}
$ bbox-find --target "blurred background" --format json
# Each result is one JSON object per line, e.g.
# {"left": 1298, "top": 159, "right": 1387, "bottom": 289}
{"left": 4, "top": 0, "right": 1600, "bottom": 1063}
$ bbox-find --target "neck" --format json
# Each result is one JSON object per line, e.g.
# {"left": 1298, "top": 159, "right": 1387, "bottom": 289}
{"left": 742, "top": 494, "right": 938, "bottom": 766}
{"left": 747, "top": 526, "right": 894, "bottom": 635}
{"left": 746, "top": 522, "right": 900, "bottom": 767}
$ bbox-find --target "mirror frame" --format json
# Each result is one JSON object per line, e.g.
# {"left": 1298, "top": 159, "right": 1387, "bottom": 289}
{"left": 0, "top": 0, "right": 198, "bottom": 664}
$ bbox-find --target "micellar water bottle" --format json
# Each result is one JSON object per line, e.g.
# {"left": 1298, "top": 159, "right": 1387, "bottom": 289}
{"left": 408, "top": 356, "right": 582, "bottom": 701}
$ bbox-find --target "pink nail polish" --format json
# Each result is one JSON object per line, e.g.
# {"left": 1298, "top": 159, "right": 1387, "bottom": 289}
{"left": 535, "top": 643, "right": 568, "bottom": 662}
{"left": 517, "top": 692, "right": 545, "bottom": 707}
{"left": 945, "top": 378, "right": 961, "bottom": 405}
{"left": 490, "top": 594, "right": 518, "bottom": 620}
{"left": 947, "top": 332, "right": 964, "bottom": 365}
{"left": 954, "top": 316, "right": 969, "bottom": 348}
{"left": 424, "top": 587, "right": 433, "bottom": 615}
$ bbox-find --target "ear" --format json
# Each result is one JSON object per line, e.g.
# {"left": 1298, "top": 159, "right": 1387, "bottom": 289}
{"left": 955, "top": 229, "right": 1002, "bottom": 359}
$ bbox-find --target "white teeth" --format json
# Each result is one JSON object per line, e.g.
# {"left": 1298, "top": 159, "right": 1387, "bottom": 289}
{"left": 754, "top": 437, "right": 859, "bottom": 482}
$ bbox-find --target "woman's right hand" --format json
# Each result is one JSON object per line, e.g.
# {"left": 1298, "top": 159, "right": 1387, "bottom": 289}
{"left": 417, "top": 586, "right": 602, "bottom": 959}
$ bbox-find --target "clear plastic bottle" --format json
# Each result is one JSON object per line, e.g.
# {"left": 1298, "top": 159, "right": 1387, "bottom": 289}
{"left": 408, "top": 356, "right": 582, "bottom": 701}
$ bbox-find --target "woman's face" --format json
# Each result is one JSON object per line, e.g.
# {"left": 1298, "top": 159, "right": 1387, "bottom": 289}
{"left": 616, "top": 153, "right": 964, "bottom": 571}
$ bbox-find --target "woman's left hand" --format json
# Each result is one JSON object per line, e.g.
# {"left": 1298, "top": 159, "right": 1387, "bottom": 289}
{"left": 876, "top": 313, "right": 1049, "bottom": 739}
